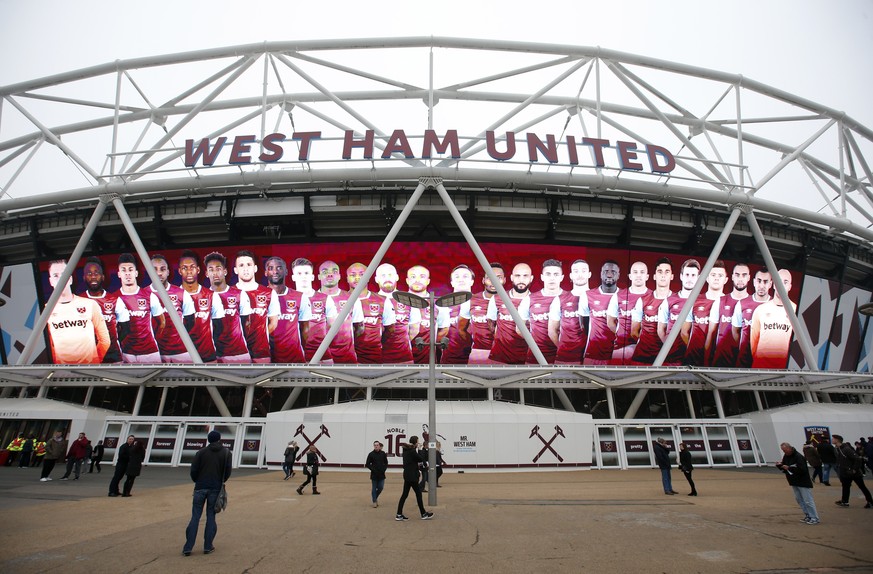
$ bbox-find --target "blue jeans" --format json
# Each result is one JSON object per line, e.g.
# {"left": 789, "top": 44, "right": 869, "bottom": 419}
{"left": 371, "top": 478, "right": 385, "bottom": 503}
{"left": 660, "top": 468, "right": 673, "bottom": 493}
{"left": 184, "top": 488, "right": 219, "bottom": 553}
{"left": 821, "top": 463, "right": 832, "bottom": 483}
{"left": 791, "top": 486, "right": 819, "bottom": 521}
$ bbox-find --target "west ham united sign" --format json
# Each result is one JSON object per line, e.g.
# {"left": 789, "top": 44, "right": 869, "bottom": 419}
{"left": 185, "top": 129, "right": 676, "bottom": 174}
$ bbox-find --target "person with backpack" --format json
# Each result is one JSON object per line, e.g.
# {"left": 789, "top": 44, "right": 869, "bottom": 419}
{"left": 183, "top": 430, "right": 231, "bottom": 556}
{"left": 832, "top": 434, "right": 873, "bottom": 509}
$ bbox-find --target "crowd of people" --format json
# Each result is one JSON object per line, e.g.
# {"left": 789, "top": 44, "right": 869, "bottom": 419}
{"left": 44, "top": 254, "right": 798, "bottom": 370}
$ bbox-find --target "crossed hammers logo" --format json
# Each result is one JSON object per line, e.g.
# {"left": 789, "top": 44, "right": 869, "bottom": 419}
{"left": 294, "top": 423, "right": 330, "bottom": 462}
{"left": 530, "top": 424, "right": 565, "bottom": 463}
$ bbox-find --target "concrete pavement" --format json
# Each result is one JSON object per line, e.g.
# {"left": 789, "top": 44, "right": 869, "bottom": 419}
{"left": 1, "top": 464, "right": 872, "bottom": 573}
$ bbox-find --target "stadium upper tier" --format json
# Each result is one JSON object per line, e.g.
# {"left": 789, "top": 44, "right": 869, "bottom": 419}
{"left": 1, "top": 38, "right": 871, "bottom": 287}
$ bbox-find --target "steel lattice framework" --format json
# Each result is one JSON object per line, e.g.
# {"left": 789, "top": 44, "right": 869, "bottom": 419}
{"left": 1, "top": 38, "right": 872, "bottom": 408}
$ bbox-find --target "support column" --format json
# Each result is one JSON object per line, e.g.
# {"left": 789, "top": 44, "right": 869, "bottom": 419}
{"left": 754, "top": 390, "right": 764, "bottom": 411}
{"left": 243, "top": 385, "right": 255, "bottom": 417}
{"left": 281, "top": 387, "right": 303, "bottom": 411}
{"left": 18, "top": 201, "right": 108, "bottom": 365}
{"left": 653, "top": 206, "right": 743, "bottom": 366}
{"left": 685, "top": 389, "right": 696, "bottom": 418}
{"left": 745, "top": 210, "right": 820, "bottom": 371}
{"left": 334, "top": 387, "right": 340, "bottom": 405}
{"left": 818, "top": 392, "right": 832, "bottom": 403}
{"left": 132, "top": 385, "right": 145, "bottom": 416}
{"left": 487, "top": 388, "right": 494, "bottom": 401}
{"left": 83, "top": 386, "right": 93, "bottom": 408}
{"left": 606, "top": 387, "right": 616, "bottom": 419}
{"left": 624, "top": 389, "right": 648, "bottom": 419}
{"left": 434, "top": 180, "right": 574, "bottom": 411}
{"left": 111, "top": 197, "right": 203, "bottom": 363}
{"left": 311, "top": 182, "right": 428, "bottom": 364}
{"left": 36, "top": 385, "right": 48, "bottom": 399}
{"left": 206, "top": 386, "right": 233, "bottom": 418}
{"left": 157, "top": 386, "right": 168, "bottom": 416}
{"left": 713, "top": 389, "right": 726, "bottom": 419}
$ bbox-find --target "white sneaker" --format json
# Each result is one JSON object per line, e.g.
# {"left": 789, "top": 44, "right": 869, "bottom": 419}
{"left": 40, "top": 477, "right": 48, "bottom": 482}
{"left": 45, "top": 477, "right": 52, "bottom": 481}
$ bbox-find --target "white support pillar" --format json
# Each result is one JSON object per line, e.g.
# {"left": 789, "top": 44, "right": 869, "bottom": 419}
{"left": 157, "top": 386, "right": 168, "bottom": 416}
{"left": 745, "top": 210, "right": 820, "bottom": 371}
{"left": 685, "top": 389, "right": 696, "bottom": 418}
{"left": 606, "top": 387, "right": 616, "bottom": 419}
{"left": 243, "top": 385, "right": 255, "bottom": 417}
{"left": 17, "top": 200, "right": 108, "bottom": 365}
{"left": 83, "top": 386, "right": 93, "bottom": 408}
{"left": 132, "top": 385, "right": 145, "bottom": 416}
{"left": 205, "top": 386, "right": 233, "bottom": 418}
{"left": 653, "top": 206, "right": 743, "bottom": 366}
{"left": 281, "top": 387, "right": 304, "bottom": 411}
{"left": 311, "top": 182, "right": 428, "bottom": 364}
{"left": 433, "top": 180, "right": 574, "bottom": 412}
{"left": 624, "top": 389, "right": 648, "bottom": 419}
{"left": 334, "top": 387, "right": 340, "bottom": 405}
{"left": 487, "top": 388, "right": 494, "bottom": 401}
{"left": 713, "top": 389, "right": 726, "bottom": 419}
{"left": 110, "top": 197, "right": 203, "bottom": 363}
{"left": 754, "top": 390, "right": 764, "bottom": 411}
{"left": 36, "top": 385, "right": 48, "bottom": 399}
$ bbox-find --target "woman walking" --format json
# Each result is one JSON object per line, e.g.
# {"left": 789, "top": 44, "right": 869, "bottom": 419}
{"left": 678, "top": 442, "right": 697, "bottom": 496}
{"left": 283, "top": 441, "right": 299, "bottom": 480}
{"left": 395, "top": 436, "right": 433, "bottom": 521}
{"left": 296, "top": 445, "right": 320, "bottom": 495}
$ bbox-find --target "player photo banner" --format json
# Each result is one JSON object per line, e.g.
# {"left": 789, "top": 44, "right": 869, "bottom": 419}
{"left": 29, "top": 241, "right": 831, "bottom": 371}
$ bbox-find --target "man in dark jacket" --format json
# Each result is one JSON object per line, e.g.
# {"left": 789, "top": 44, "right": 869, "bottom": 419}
{"left": 653, "top": 437, "right": 678, "bottom": 495}
{"left": 777, "top": 442, "right": 820, "bottom": 524}
{"left": 183, "top": 430, "right": 231, "bottom": 556}
{"left": 90, "top": 440, "right": 105, "bottom": 473}
{"left": 109, "top": 434, "right": 142, "bottom": 497}
{"left": 365, "top": 440, "right": 389, "bottom": 508}
{"left": 832, "top": 434, "right": 873, "bottom": 508}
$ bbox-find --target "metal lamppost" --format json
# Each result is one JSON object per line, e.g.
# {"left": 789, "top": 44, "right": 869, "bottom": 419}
{"left": 392, "top": 289, "right": 472, "bottom": 506}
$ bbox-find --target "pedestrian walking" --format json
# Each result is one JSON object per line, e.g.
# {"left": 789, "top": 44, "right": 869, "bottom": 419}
{"left": 90, "top": 440, "right": 105, "bottom": 473}
{"left": 365, "top": 440, "right": 389, "bottom": 508}
{"left": 832, "top": 434, "right": 873, "bottom": 508}
{"left": 282, "top": 441, "right": 299, "bottom": 480}
{"left": 395, "top": 436, "right": 433, "bottom": 521}
{"left": 60, "top": 432, "right": 89, "bottom": 480}
{"left": 296, "top": 445, "right": 321, "bottom": 495}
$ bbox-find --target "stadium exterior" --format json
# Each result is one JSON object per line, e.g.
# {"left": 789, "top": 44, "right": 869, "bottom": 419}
{"left": 0, "top": 38, "right": 871, "bottom": 470}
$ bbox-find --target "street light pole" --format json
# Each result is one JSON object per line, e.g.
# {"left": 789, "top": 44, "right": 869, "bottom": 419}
{"left": 427, "top": 291, "right": 437, "bottom": 506}
{"left": 392, "top": 289, "right": 472, "bottom": 508}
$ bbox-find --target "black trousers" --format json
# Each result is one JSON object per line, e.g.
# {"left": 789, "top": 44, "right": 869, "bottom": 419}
{"left": 682, "top": 469, "right": 697, "bottom": 493}
{"left": 840, "top": 474, "right": 873, "bottom": 504}
{"left": 109, "top": 466, "right": 127, "bottom": 495}
{"left": 397, "top": 479, "right": 426, "bottom": 516}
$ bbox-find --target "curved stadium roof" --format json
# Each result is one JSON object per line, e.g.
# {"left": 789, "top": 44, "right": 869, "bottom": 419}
{"left": 0, "top": 38, "right": 871, "bottom": 285}
{"left": 1, "top": 37, "right": 872, "bottom": 396}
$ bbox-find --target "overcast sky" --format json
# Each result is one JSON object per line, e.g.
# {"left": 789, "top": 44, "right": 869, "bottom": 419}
{"left": 2, "top": 0, "right": 871, "bottom": 127}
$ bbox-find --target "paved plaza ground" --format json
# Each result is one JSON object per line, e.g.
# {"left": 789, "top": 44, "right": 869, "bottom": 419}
{"left": 0, "top": 464, "right": 872, "bottom": 573}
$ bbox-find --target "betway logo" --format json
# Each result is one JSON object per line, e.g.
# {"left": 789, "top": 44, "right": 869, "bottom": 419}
{"left": 530, "top": 312, "right": 550, "bottom": 322}
{"left": 763, "top": 322, "right": 791, "bottom": 332}
{"left": 51, "top": 319, "right": 88, "bottom": 329}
